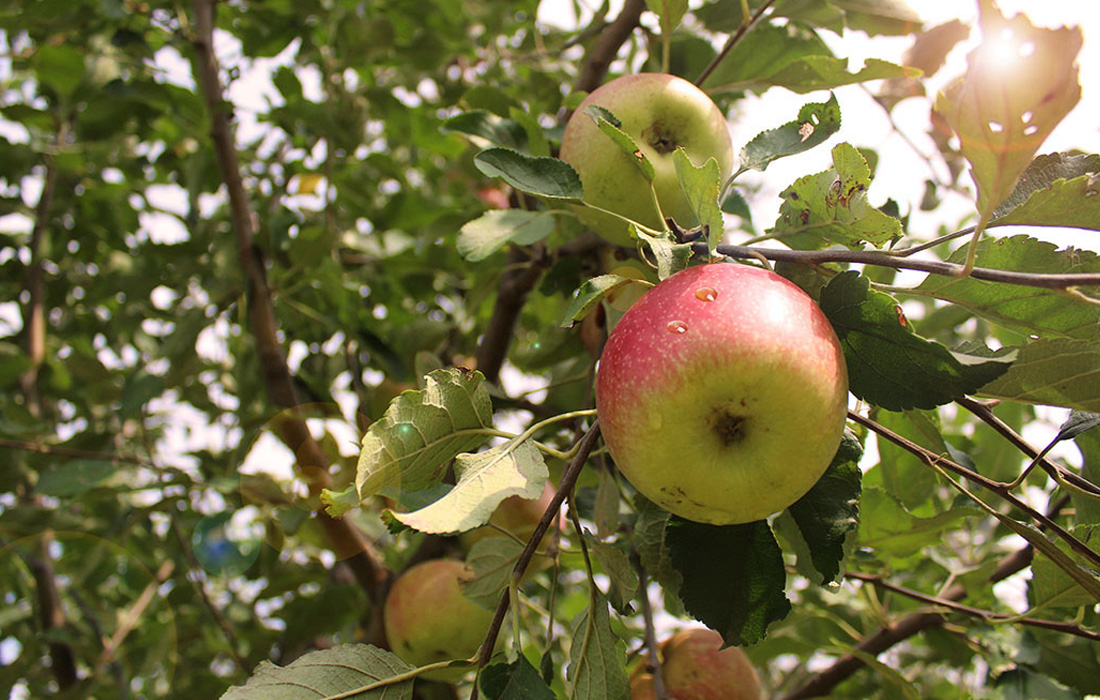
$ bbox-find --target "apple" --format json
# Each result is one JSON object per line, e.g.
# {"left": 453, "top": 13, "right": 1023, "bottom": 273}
{"left": 595, "top": 262, "right": 848, "bottom": 525}
{"left": 559, "top": 73, "right": 734, "bottom": 246}
{"left": 383, "top": 558, "right": 494, "bottom": 680}
{"left": 630, "top": 628, "right": 762, "bottom": 700}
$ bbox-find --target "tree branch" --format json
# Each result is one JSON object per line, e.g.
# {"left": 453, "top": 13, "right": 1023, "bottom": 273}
{"left": 574, "top": 0, "right": 647, "bottom": 95}
{"left": 706, "top": 242, "right": 1100, "bottom": 291}
{"left": 473, "top": 245, "right": 550, "bottom": 384}
{"left": 188, "top": 0, "right": 386, "bottom": 604}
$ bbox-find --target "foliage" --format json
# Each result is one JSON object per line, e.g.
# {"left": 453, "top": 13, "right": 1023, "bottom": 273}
{"left": 1, "top": 1, "right": 1098, "bottom": 699}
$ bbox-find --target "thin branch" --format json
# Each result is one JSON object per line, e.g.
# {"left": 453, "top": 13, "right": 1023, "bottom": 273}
{"left": 470, "top": 421, "right": 601, "bottom": 700}
{"left": 634, "top": 555, "right": 669, "bottom": 700}
{"left": 474, "top": 245, "right": 550, "bottom": 384}
{"left": 846, "top": 572, "right": 1100, "bottom": 643}
{"left": 0, "top": 438, "right": 158, "bottom": 468}
{"left": 706, "top": 242, "right": 1100, "bottom": 291}
{"left": 574, "top": 0, "right": 647, "bottom": 95}
{"left": 695, "top": 0, "right": 780, "bottom": 86}
{"left": 25, "top": 534, "right": 79, "bottom": 688}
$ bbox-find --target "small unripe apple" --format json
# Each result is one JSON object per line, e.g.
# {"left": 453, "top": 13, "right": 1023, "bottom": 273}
{"left": 383, "top": 558, "right": 494, "bottom": 680}
{"left": 559, "top": 73, "right": 734, "bottom": 246}
{"left": 596, "top": 262, "right": 848, "bottom": 525}
{"left": 631, "top": 628, "right": 762, "bottom": 700}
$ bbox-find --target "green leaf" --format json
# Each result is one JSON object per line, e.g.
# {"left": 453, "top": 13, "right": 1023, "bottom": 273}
{"left": 914, "top": 235, "right": 1100, "bottom": 340}
{"left": 993, "top": 152, "right": 1100, "bottom": 225}
{"left": 992, "top": 667, "right": 1080, "bottom": 700}
{"left": 35, "top": 43, "right": 85, "bottom": 97}
{"left": 356, "top": 368, "right": 494, "bottom": 500}
{"left": 934, "top": 7, "right": 1082, "bottom": 221}
{"left": 566, "top": 590, "right": 631, "bottom": 700}
{"left": 480, "top": 656, "right": 557, "bottom": 700}
{"left": 320, "top": 484, "right": 360, "bottom": 518}
{"left": 462, "top": 536, "right": 524, "bottom": 610}
{"left": 584, "top": 531, "right": 639, "bottom": 614}
{"left": 857, "top": 487, "right": 982, "bottom": 557}
{"left": 36, "top": 459, "right": 116, "bottom": 498}
{"left": 821, "top": 271, "right": 1016, "bottom": 410}
{"left": 635, "top": 230, "right": 693, "bottom": 281}
{"left": 584, "top": 106, "right": 655, "bottom": 183}
{"left": 978, "top": 337, "right": 1100, "bottom": 412}
{"left": 672, "top": 149, "right": 723, "bottom": 256}
{"left": 770, "top": 143, "right": 902, "bottom": 250}
{"left": 633, "top": 495, "right": 684, "bottom": 601}
{"left": 561, "top": 273, "right": 651, "bottom": 328}
{"left": 1030, "top": 525, "right": 1100, "bottom": 609}
{"left": 475, "top": 147, "right": 584, "bottom": 201}
{"left": 387, "top": 437, "right": 548, "bottom": 534}
{"left": 220, "top": 643, "right": 414, "bottom": 699}
{"left": 119, "top": 370, "right": 165, "bottom": 422}
{"left": 737, "top": 93, "right": 842, "bottom": 175}
{"left": 442, "top": 110, "right": 528, "bottom": 150}
{"left": 786, "top": 430, "right": 863, "bottom": 584}
{"left": 646, "top": 0, "right": 688, "bottom": 35}
{"left": 458, "top": 209, "right": 556, "bottom": 262}
{"left": 667, "top": 518, "right": 791, "bottom": 646}
{"left": 1073, "top": 426, "right": 1100, "bottom": 525}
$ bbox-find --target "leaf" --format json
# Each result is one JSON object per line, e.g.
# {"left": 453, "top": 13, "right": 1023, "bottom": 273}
{"left": 914, "top": 235, "right": 1100, "bottom": 341}
{"left": 737, "top": 93, "right": 842, "bottom": 175}
{"left": 934, "top": 6, "right": 1082, "bottom": 222}
{"left": 820, "top": 271, "right": 1015, "bottom": 410}
{"left": 475, "top": 147, "right": 584, "bottom": 201}
{"left": 462, "top": 536, "right": 524, "bottom": 610}
{"left": 667, "top": 518, "right": 791, "bottom": 647}
{"left": 356, "top": 368, "right": 494, "bottom": 501}
{"left": 119, "top": 370, "right": 166, "bottom": 422}
{"left": 646, "top": 0, "right": 688, "bottom": 35}
{"left": 584, "top": 531, "right": 639, "bottom": 614}
{"left": 479, "top": 656, "right": 557, "bottom": 700}
{"left": 584, "top": 106, "right": 655, "bottom": 183}
{"left": 978, "top": 337, "right": 1100, "bottom": 412}
{"left": 561, "top": 274, "right": 651, "bottom": 328}
{"left": 1030, "top": 525, "right": 1100, "bottom": 609}
{"left": 633, "top": 495, "right": 684, "bottom": 600}
{"left": 635, "top": 230, "right": 693, "bottom": 281}
{"left": 36, "top": 459, "right": 116, "bottom": 498}
{"left": 1056, "top": 410, "right": 1100, "bottom": 443}
{"left": 1073, "top": 426, "right": 1100, "bottom": 526}
{"left": 992, "top": 667, "right": 1080, "bottom": 700}
{"left": 388, "top": 437, "right": 548, "bottom": 534}
{"left": 320, "top": 484, "right": 360, "bottom": 518}
{"left": 565, "top": 590, "right": 631, "bottom": 700}
{"left": 770, "top": 143, "right": 902, "bottom": 250}
{"left": 458, "top": 209, "right": 556, "bottom": 262}
{"left": 786, "top": 430, "right": 863, "bottom": 584}
{"left": 672, "top": 149, "right": 723, "bottom": 256}
{"left": 220, "top": 643, "right": 414, "bottom": 699}
{"left": 442, "top": 110, "right": 528, "bottom": 150}
{"left": 857, "top": 487, "right": 982, "bottom": 557}
{"left": 993, "top": 152, "right": 1100, "bottom": 225}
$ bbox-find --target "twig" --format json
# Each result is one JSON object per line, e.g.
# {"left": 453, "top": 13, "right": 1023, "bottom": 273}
{"left": 634, "top": 555, "right": 669, "bottom": 700}
{"left": 474, "top": 245, "right": 550, "bottom": 384}
{"left": 706, "top": 242, "right": 1100, "bottom": 290}
{"left": 846, "top": 572, "right": 1100, "bottom": 643}
{"left": 574, "top": 0, "right": 647, "bottom": 95}
{"left": 0, "top": 438, "right": 158, "bottom": 468}
{"left": 24, "top": 534, "right": 79, "bottom": 688}
{"left": 470, "top": 421, "right": 601, "bottom": 700}
{"left": 695, "top": 0, "right": 780, "bottom": 86}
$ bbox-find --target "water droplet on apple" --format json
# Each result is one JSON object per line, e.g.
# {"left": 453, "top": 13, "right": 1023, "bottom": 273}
{"left": 694, "top": 287, "right": 718, "bottom": 302}
{"left": 666, "top": 320, "right": 688, "bottom": 334}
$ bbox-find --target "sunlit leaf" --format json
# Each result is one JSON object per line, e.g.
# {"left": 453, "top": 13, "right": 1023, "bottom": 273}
{"left": 475, "top": 147, "right": 584, "bottom": 201}
{"left": 220, "top": 644, "right": 414, "bottom": 699}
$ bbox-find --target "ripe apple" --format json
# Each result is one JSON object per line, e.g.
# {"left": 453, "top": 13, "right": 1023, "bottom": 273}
{"left": 596, "top": 262, "right": 848, "bottom": 525}
{"left": 559, "top": 73, "right": 734, "bottom": 246}
{"left": 630, "top": 628, "right": 762, "bottom": 700}
{"left": 383, "top": 558, "right": 494, "bottom": 680}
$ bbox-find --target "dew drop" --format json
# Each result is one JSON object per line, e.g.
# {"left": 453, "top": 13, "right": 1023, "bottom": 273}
{"left": 694, "top": 287, "right": 718, "bottom": 302}
{"left": 666, "top": 320, "right": 688, "bottom": 334}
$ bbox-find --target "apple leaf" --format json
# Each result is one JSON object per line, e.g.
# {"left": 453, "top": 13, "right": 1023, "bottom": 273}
{"left": 219, "top": 643, "right": 414, "bottom": 699}
{"left": 976, "top": 337, "right": 1100, "bottom": 412}
{"left": 35, "top": 459, "right": 116, "bottom": 498}
{"left": 1030, "top": 525, "right": 1100, "bottom": 610}
{"left": 442, "top": 110, "right": 528, "bottom": 150}
{"left": 673, "top": 149, "right": 724, "bottom": 257}
{"left": 645, "top": 0, "right": 688, "bottom": 36}
{"left": 387, "top": 437, "right": 548, "bottom": 534}
{"left": 857, "top": 487, "right": 983, "bottom": 557}
{"left": 475, "top": 147, "right": 584, "bottom": 202}
{"left": 584, "top": 531, "right": 639, "bottom": 614}
{"left": 934, "top": 6, "right": 1082, "bottom": 223}
{"left": 993, "top": 152, "right": 1100, "bottom": 226}
{"left": 770, "top": 142, "right": 901, "bottom": 250}
{"left": 458, "top": 209, "right": 557, "bottom": 262}
{"left": 583, "top": 105, "right": 656, "bottom": 183}
{"left": 785, "top": 429, "right": 864, "bottom": 585}
{"left": 666, "top": 518, "right": 791, "bottom": 647}
{"left": 566, "top": 589, "right": 631, "bottom": 700}
{"left": 736, "top": 93, "right": 842, "bottom": 177}
{"left": 635, "top": 230, "right": 693, "bottom": 281}
{"left": 914, "top": 235, "right": 1100, "bottom": 341}
{"left": 462, "top": 536, "right": 524, "bottom": 610}
{"left": 561, "top": 273, "right": 651, "bottom": 328}
{"left": 633, "top": 495, "right": 684, "bottom": 602}
{"left": 1072, "top": 427, "right": 1100, "bottom": 526}
{"left": 355, "top": 368, "right": 494, "bottom": 501}
{"left": 820, "top": 271, "right": 1016, "bottom": 410}
{"left": 480, "top": 656, "right": 557, "bottom": 700}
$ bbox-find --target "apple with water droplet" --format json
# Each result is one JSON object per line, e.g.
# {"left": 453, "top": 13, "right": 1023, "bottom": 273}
{"left": 596, "top": 262, "right": 848, "bottom": 525}
{"left": 383, "top": 558, "right": 494, "bottom": 680}
{"left": 630, "top": 628, "right": 762, "bottom": 700}
{"left": 559, "top": 73, "right": 734, "bottom": 246}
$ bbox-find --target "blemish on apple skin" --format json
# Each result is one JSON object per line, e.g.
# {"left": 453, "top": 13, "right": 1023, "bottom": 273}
{"left": 666, "top": 320, "right": 688, "bottom": 334}
{"left": 694, "top": 287, "right": 718, "bottom": 302}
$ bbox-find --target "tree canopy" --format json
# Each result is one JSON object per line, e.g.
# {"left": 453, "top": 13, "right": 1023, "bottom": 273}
{"left": 2, "top": 1, "right": 1099, "bottom": 699}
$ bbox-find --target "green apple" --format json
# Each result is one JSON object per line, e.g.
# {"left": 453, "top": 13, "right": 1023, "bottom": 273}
{"left": 596, "top": 262, "right": 848, "bottom": 525}
{"left": 559, "top": 72, "right": 734, "bottom": 246}
{"left": 383, "top": 558, "right": 494, "bottom": 680}
{"left": 630, "top": 628, "right": 762, "bottom": 700}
